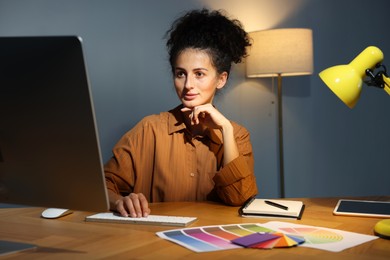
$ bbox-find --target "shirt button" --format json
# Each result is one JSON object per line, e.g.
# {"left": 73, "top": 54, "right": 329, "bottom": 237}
{"left": 190, "top": 173, "right": 195, "bottom": 177}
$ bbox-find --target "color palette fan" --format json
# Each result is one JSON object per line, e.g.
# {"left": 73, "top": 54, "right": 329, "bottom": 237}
{"left": 231, "top": 232, "right": 305, "bottom": 249}
{"left": 156, "top": 223, "right": 304, "bottom": 252}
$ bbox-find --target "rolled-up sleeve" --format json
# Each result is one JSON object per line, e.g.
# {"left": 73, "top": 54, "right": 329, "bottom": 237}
{"left": 212, "top": 125, "right": 258, "bottom": 206}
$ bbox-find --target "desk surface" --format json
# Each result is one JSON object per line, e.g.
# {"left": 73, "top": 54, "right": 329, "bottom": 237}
{"left": 0, "top": 197, "right": 389, "bottom": 259}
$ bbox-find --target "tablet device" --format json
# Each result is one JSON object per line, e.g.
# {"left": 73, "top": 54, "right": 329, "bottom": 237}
{"left": 333, "top": 199, "right": 390, "bottom": 218}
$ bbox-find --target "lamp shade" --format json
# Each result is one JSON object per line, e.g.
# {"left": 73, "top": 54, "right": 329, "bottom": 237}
{"left": 246, "top": 28, "right": 313, "bottom": 78}
{"left": 319, "top": 46, "right": 384, "bottom": 108}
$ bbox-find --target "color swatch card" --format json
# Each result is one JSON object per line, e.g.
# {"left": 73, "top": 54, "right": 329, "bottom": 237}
{"left": 156, "top": 223, "right": 274, "bottom": 252}
{"left": 156, "top": 222, "right": 378, "bottom": 253}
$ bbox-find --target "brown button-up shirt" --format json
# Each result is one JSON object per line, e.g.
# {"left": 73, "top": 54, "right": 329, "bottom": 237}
{"left": 104, "top": 105, "right": 257, "bottom": 206}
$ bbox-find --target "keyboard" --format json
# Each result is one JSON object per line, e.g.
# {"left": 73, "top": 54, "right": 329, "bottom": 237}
{"left": 85, "top": 212, "right": 197, "bottom": 227}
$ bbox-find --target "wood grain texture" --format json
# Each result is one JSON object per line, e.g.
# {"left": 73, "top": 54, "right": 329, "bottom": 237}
{"left": 0, "top": 197, "right": 389, "bottom": 259}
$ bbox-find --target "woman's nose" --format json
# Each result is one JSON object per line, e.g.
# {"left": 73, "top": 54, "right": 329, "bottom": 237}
{"left": 184, "top": 75, "right": 194, "bottom": 89}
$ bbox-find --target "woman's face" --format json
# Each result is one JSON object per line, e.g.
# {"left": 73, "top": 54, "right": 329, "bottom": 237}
{"left": 173, "top": 48, "right": 227, "bottom": 109}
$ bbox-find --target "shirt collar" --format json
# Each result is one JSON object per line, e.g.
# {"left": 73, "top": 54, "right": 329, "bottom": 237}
{"left": 168, "top": 105, "right": 223, "bottom": 145}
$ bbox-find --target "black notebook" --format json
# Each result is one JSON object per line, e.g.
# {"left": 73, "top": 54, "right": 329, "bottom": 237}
{"left": 239, "top": 197, "right": 305, "bottom": 220}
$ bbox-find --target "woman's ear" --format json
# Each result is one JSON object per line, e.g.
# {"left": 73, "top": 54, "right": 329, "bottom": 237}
{"left": 216, "top": 72, "right": 228, "bottom": 90}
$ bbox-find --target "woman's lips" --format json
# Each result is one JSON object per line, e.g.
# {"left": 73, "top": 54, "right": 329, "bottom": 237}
{"left": 184, "top": 93, "right": 198, "bottom": 101}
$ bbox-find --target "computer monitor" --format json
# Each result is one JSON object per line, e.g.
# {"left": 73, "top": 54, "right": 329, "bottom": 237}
{"left": 0, "top": 36, "right": 109, "bottom": 212}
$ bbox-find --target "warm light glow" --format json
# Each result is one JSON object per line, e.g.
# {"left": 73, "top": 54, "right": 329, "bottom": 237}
{"left": 319, "top": 46, "right": 384, "bottom": 108}
{"left": 246, "top": 28, "right": 313, "bottom": 78}
{"left": 201, "top": 0, "right": 309, "bottom": 31}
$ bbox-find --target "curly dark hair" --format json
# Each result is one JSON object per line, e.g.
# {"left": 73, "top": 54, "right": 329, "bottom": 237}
{"left": 165, "top": 8, "right": 251, "bottom": 76}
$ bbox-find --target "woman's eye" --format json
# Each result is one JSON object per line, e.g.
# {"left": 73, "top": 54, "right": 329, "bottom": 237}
{"left": 175, "top": 71, "right": 185, "bottom": 78}
{"left": 195, "top": 72, "right": 204, "bottom": 77}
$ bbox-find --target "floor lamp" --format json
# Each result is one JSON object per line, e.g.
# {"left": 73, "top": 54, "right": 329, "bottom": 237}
{"left": 246, "top": 28, "right": 313, "bottom": 198}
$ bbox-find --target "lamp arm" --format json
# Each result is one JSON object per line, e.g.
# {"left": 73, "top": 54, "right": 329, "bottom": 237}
{"left": 365, "top": 64, "right": 389, "bottom": 90}
{"left": 382, "top": 73, "right": 390, "bottom": 95}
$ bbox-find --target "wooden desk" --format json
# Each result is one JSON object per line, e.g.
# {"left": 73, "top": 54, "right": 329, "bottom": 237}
{"left": 0, "top": 197, "right": 389, "bottom": 259}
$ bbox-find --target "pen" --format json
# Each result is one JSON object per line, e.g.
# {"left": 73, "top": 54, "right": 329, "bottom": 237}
{"left": 264, "top": 200, "right": 289, "bottom": 211}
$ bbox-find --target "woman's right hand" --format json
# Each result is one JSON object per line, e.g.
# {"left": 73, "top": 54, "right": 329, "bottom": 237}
{"left": 114, "top": 192, "right": 151, "bottom": 218}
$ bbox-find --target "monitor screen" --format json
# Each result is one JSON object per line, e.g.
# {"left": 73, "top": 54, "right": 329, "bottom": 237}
{"left": 0, "top": 36, "right": 109, "bottom": 212}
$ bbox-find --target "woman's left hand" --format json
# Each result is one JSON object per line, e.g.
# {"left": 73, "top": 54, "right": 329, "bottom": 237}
{"left": 182, "top": 104, "right": 239, "bottom": 165}
{"left": 181, "top": 104, "right": 230, "bottom": 130}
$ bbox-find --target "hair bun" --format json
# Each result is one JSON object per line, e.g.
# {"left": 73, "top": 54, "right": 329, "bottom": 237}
{"left": 166, "top": 9, "right": 251, "bottom": 67}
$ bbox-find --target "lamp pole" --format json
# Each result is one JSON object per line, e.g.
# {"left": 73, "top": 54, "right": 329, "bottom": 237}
{"left": 277, "top": 73, "right": 285, "bottom": 198}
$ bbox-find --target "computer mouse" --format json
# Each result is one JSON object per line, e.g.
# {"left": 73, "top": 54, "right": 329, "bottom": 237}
{"left": 41, "top": 208, "right": 72, "bottom": 219}
{"left": 374, "top": 219, "right": 390, "bottom": 239}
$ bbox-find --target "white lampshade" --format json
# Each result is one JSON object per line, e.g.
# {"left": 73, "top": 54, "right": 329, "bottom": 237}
{"left": 246, "top": 28, "right": 314, "bottom": 78}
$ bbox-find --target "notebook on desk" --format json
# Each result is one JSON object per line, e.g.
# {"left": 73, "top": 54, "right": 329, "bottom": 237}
{"left": 239, "top": 197, "right": 305, "bottom": 219}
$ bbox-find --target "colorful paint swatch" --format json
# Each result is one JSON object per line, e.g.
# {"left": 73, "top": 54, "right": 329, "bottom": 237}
{"left": 270, "top": 232, "right": 302, "bottom": 248}
{"left": 279, "top": 227, "right": 343, "bottom": 244}
{"left": 183, "top": 228, "right": 239, "bottom": 249}
{"left": 240, "top": 224, "right": 275, "bottom": 233}
{"left": 286, "top": 234, "right": 306, "bottom": 244}
{"left": 231, "top": 232, "right": 280, "bottom": 247}
{"left": 252, "top": 236, "right": 280, "bottom": 249}
{"left": 202, "top": 226, "right": 240, "bottom": 240}
{"left": 221, "top": 225, "right": 255, "bottom": 236}
{"left": 236, "top": 232, "right": 305, "bottom": 249}
{"left": 162, "top": 230, "right": 221, "bottom": 252}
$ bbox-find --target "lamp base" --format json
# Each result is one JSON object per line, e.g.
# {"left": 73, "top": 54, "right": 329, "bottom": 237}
{"left": 374, "top": 219, "right": 390, "bottom": 239}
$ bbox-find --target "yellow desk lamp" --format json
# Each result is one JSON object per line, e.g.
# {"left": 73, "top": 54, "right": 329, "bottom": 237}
{"left": 319, "top": 46, "right": 390, "bottom": 108}
{"left": 319, "top": 46, "right": 390, "bottom": 239}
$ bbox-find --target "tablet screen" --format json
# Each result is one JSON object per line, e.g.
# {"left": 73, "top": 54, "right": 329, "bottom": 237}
{"left": 333, "top": 199, "right": 390, "bottom": 217}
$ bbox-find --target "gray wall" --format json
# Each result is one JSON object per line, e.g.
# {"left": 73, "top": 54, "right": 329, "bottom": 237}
{"left": 1, "top": 0, "right": 389, "bottom": 199}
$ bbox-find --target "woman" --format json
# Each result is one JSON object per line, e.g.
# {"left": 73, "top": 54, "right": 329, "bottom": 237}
{"left": 104, "top": 9, "right": 258, "bottom": 217}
